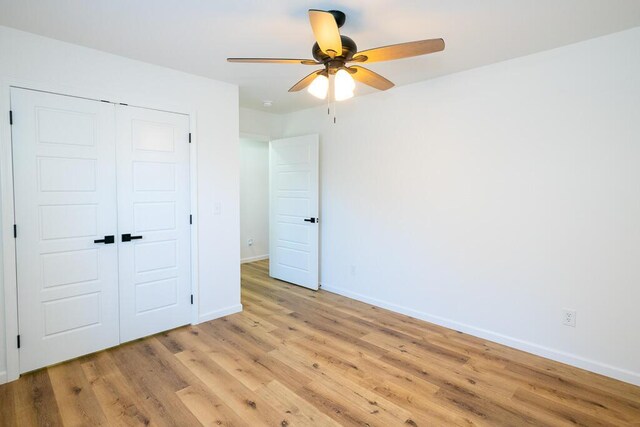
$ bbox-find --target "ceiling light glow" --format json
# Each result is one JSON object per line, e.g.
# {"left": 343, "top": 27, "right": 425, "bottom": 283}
{"left": 307, "top": 74, "right": 329, "bottom": 99}
{"left": 334, "top": 69, "right": 355, "bottom": 101}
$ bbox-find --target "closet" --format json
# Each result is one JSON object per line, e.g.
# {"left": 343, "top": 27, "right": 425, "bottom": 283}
{"left": 11, "top": 88, "right": 192, "bottom": 373}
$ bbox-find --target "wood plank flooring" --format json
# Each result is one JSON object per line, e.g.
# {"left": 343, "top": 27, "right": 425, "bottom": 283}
{"left": 2, "top": 259, "right": 640, "bottom": 426}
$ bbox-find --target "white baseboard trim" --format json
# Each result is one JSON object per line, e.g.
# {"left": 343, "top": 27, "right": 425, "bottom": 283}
{"left": 321, "top": 283, "right": 640, "bottom": 387}
{"left": 241, "top": 254, "right": 269, "bottom": 264}
{"left": 197, "top": 304, "right": 243, "bottom": 324}
{"left": 0, "top": 370, "right": 7, "bottom": 385}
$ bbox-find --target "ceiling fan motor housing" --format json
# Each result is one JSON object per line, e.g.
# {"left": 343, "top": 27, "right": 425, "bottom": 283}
{"left": 312, "top": 35, "right": 358, "bottom": 66}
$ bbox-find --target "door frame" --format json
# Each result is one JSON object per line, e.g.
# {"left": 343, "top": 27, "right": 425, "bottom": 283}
{"left": 0, "top": 78, "right": 201, "bottom": 383}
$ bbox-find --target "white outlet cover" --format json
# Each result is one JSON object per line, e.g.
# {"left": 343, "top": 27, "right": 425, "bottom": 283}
{"left": 562, "top": 309, "right": 577, "bottom": 327}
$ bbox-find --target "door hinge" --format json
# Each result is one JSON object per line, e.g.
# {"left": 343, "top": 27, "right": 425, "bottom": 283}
{"left": 189, "top": 214, "right": 192, "bottom": 225}
{"left": 188, "top": 133, "right": 191, "bottom": 143}
{"left": 17, "top": 335, "right": 20, "bottom": 349}
{"left": 190, "top": 294, "right": 194, "bottom": 305}
{"left": 13, "top": 224, "right": 17, "bottom": 238}
{"left": 9, "top": 110, "right": 13, "bottom": 125}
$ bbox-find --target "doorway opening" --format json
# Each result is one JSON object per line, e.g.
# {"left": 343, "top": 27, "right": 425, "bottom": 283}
{"left": 239, "top": 135, "right": 270, "bottom": 264}
{"left": 239, "top": 134, "right": 320, "bottom": 290}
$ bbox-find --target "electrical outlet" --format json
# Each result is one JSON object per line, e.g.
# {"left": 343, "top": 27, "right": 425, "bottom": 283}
{"left": 562, "top": 309, "right": 576, "bottom": 327}
{"left": 213, "top": 201, "right": 222, "bottom": 215}
{"left": 247, "top": 238, "right": 254, "bottom": 247}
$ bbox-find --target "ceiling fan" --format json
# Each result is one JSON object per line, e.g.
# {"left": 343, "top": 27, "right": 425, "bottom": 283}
{"left": 227, "top": 9, "right": 445, "bottom": 102}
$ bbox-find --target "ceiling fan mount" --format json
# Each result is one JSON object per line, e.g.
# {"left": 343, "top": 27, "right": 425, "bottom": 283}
{"left": 326, "top": 10, "right": 346, "bottom": 28}
{"left": 227, "top": 9, "right": 445, "bottom": 99}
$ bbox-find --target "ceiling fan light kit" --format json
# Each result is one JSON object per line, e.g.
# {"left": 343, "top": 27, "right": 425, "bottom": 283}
{"left": 334, "top": 69, "right": 356, "bottom": 101}
{"left": 228, "top": 8, "right": 444, "bottom": 109}
{"left": 307, "top": 69, "right": 355, "bottom": 101}
{"left": 307, "top": 73, "right": 329, "bottom": 99}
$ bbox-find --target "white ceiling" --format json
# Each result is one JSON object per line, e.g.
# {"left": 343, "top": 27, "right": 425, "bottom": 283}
{"left": 1, "top": 1, "right": 639, "bottom": 113}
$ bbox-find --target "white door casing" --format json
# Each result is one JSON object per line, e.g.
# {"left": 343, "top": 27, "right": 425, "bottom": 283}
{"left": 116, "top": 105, "right": 192, "bottom": 342}
{"left": 269, "top": 134, "right": 319, "bottom": 290}
{"left": 12, "top": 88, "right": 120, "bottom": 373}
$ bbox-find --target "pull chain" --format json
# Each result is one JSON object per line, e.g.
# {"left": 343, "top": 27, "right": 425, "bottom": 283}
{"left": 325, "top": 71, "right": 337, "bottom": 124}
{"left": 327, "top": 65, "right": 331, "bottom": 117}
{"left": 333, "top": 99, "right": 337, "bottom": 124}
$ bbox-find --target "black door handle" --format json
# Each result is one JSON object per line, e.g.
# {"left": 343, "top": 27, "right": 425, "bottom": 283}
{"left": 122, "top": 233, "right": 143, "bottom": 242}
{"left": 94, "top": 235, "right": 115, "bottom": 244}
{"left": 303, "top": 218, "right": 317, "bottom": 223}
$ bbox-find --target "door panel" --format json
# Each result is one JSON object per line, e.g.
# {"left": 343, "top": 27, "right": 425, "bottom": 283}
{"left": 116, "top": 105, "right": 191, "bottom": 342}
{"left": 12, "top": 88, "right": 119, "bottom": 373}
{"left": 269, "top": 135, "right": 319, "bottom": 290}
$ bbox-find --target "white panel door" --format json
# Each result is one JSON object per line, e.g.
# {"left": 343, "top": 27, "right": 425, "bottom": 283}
{"left": 11, "top": 88, "right": 119, "bottom": 373}
{"left": 269, "top": 135, "right": 319, "bottom": 290}
{"left": 116, "top": 105, "right": 191, "bottom": 342}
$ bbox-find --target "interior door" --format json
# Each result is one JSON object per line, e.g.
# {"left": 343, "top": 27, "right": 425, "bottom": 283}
{"left": 116, "top": 105, "right": 192, "bottom": 342}
{"left": 269, "top": 134, "right": 319, "bottom": 290}
{"left": 12, "top": 88, "right": 120, "bottom": 373}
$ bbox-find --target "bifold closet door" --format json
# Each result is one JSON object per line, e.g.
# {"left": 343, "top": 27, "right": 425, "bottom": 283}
{"left": 12, "top": 88, "right": 120, "bottom": 373}
{"left": 115, "top": 105, "right": 192, "bottom": 342}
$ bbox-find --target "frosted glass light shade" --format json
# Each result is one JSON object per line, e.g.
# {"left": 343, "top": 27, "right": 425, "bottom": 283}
{"left": 307, "top": 74, "right": 329, "bottom": 99}
{"left": 334, "top": 69, "right": 355, "bottom": 101}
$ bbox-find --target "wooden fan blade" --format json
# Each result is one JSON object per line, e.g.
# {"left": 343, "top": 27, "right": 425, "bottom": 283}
{"left": 349, "top": 66, "right": 394, "bottom": 91}
{"left": 227, "top": 58, "right": 320, "bottom": 65}
{"left": 351, "top": 38, "right": 445, "bottom": 63}
{"left": 289, "top": 70, "right": 324, "bottom": 92}
{"left": 308, "top": 10, "right": 342, "bottom": 57}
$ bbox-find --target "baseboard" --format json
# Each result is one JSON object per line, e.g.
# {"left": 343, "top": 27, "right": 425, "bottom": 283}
{"left": 0, "top": 370, "right": 6, "bottom": 385}
{"left": 320, "top": 283, "right": 640, "bottom": 387}
{"left": 197, "top": 304, "right": 243, "bottom": 324}
{"left": 241, "top": 254, "right": 269, "bottom": 264}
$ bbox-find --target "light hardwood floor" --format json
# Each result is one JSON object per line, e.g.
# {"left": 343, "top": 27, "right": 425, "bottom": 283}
{"left": 1, "top": 259, "right": 640, "bottom": 426}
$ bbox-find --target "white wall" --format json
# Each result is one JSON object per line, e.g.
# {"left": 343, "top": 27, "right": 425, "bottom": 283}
{"left": 0, "top": 26, "right": 241, "bottom": 382}
{"left": 240, "top": 107, "right": 282, "bottom": 137}
{"left": 240, "top": 138, "right": 270, "bottom": 262}
{"left": 277, "top": 27, "right": 640, "bottom": 385}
